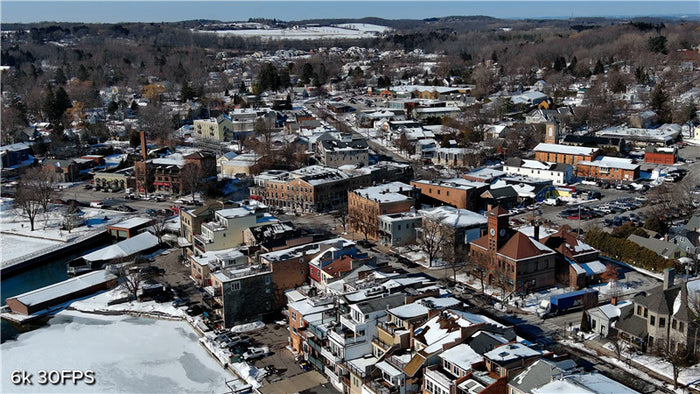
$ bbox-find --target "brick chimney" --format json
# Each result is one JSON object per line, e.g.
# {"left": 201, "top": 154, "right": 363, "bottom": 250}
{"left": 140, "top": 131, "right": 147, "bottom": 159}
{"left": 610, "top": 295, "right": 618, "bottom": 306}
{"left": 663, "top": 268, "right": 675, "bottom": 290}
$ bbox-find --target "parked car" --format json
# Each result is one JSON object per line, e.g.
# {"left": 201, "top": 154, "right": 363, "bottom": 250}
{"left": 172, "top": 297, "right": 190, "bottom": 307}
{"left": 243, "top": 347, "right": 269, "bottom": 360}
{"left": 186, "top": 304, "right": 203, "bottom": 316}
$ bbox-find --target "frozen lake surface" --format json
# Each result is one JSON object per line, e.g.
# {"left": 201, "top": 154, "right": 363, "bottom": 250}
{"left": 1, "top": 310, "right": 232, "bottom": 393}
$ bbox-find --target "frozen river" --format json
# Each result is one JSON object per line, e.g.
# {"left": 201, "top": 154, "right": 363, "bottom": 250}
{"left": 1, "top": 310, "right": 232, "bottom": 393}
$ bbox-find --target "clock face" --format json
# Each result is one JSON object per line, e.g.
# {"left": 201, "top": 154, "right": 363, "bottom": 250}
{"left": 499, "top": 229, "right": 506, "bottom": 237}
{"left": 490, "top": 228, "right": 496, "bottom": 236}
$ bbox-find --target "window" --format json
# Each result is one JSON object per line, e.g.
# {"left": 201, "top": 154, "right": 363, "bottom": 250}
{"left": 592, "top": 320, "right": 596, "bottom": 329}
{"left": 650, "top": 315, "right": 655, "bottom": 326}
{"left": 679, "top": 322, "right": 685, "bottom": 332}
{"left": 644, "top": 308, "right": 648, "bottom": 318}
{"left": 290, "top": 311, "right": 297, "bottom": 322}
{"left": 659, "top": 317, "right": 665, "bottom": 328}
{"left": 232, "top": 281, "right": 241, "bottom": 291}
{"left": 672, "top": 319, "right": 677, "bottom": 329}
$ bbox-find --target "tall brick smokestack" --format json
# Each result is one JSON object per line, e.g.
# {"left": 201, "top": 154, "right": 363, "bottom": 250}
{"left": 140, "top": 131, "right": 147, "bottom": 159}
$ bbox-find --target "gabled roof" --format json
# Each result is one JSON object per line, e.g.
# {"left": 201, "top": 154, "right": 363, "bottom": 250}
{"left": 541, "top": 229, "right": 598, "bottom": 260}
{"left": 635, "top": 285, "right": 681, "bottom": 316}
{"left": 499, "top": 232, "right": 554, "bottom": 261}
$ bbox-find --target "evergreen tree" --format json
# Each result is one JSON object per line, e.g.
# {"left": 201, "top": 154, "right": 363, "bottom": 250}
{"left": 593, "top": 59, "right": 604, "bottom": 75}
{"left": 580, "top": 312, "right": 591, "bottom": 332}
{"left": 54, "top": 67, "right": 67, "bottom": 85}
{"left": 77, "top": 64, "right": 89, "bottom": 81}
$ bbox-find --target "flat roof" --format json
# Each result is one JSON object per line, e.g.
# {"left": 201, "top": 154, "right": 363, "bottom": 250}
{"left": 9, "top": 270, "right": 117, "bottom": 308}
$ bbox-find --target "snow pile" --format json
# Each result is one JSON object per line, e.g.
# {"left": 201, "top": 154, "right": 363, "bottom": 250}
{"left": 230, "top": 362, "right": 264, "bottom": 389}
{"left": 0, "top": 310, "right": 235, "bottom": 393}
{"left": 71, "top": 288, "right": 185, "bottom": 318}
{"left": 230, "top": 320, "right": 264, "bottom": 333}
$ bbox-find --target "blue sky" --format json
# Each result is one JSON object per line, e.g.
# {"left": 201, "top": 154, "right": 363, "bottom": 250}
{"left": 2, "top": 1, "right": 698, "bottom": 24}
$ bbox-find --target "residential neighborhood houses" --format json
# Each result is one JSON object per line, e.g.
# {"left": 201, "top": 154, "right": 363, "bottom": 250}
{"left": 2, "top": 13, "right": 700, "bottom": 394}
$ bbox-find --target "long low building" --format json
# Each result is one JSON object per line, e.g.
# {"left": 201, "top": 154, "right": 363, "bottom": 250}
{"left": 5, "top": 270, "right": 118, "bottom": 315}
{"left": 575, "top": 156, "right": 640, "bottom": 181}
{"left": 533, "top": 143, "right": 600, "bottom": 166}
{"left": 502, "top": 158, "right": 573, "bottom": 185}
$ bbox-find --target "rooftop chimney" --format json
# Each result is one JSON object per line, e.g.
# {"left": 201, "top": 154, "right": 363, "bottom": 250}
{"left": 140, "top": 131, "right": 147, "bottom": 159}
{"left": 533, "top": 223, "right": 540, "bottom": 240}
{"left": 663, "top": 268, "right": 675, "bottom": 290}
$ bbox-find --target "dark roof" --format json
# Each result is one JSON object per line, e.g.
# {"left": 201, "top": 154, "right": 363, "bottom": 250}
{"left": 355, "top": 293, "right": 405, "bottom": 314}
{"left": 616, "top": 309, "right": 648, "bottom": 338}
{"left": 509, "top": 359, "right": 569, "bottom": 394}
{"left": 561, "top": 134, "right": 625, "bottom": 147}
{"left": 499, "top": 232, "right": 554, "bottom": 261}
{"left": 635, "top": 285, "right": 680, "bottom": 316}
{"left": 505, "top": 157, "right": 524, "bottom": 167}
{"left": 483, "top": 186, "right": 518, "bottom": 200}
{"left": 320, "top": 138, "right": 369, "bottom": 151}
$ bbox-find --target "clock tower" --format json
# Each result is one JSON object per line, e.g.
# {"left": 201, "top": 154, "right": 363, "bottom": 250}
{"left": 545, "top": 122, "right": 559, "bottom": 144}
{"left": 487, "top": 206, "right": 510, "bottom": 251}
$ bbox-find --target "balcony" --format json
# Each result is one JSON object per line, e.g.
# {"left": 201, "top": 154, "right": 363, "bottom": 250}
{"left": 366, "top": 379, "right": 398, "bottom": 394}
{"left": 372, "top": 338, "right": 391, "bottom": 352}
{"left": 340, "top": 313, "right": 366, "bottom": 333}
{"left": 307, "top": 323, "right": 328, "bottom": 340}
{"left": 329, "top": 328, "right": 366, "bottom": 346}
{"left": 325, "top": 366, "right": 340, "bottom": 384}
{"left": 320, "top": 346, "right": 341, "bottom": 364}
{"left": 308, "top": 354, "right": 324, "bottom": 371}
{"left": 377, "top": 321, "right": 398, "bottom": 335}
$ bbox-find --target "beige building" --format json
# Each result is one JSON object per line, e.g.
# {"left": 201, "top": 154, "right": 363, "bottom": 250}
{"left": 193, "top": 114, "right": 234, "bottom": 141}
{"left": 348, "top": 182, "right": 418, "bottom": 240}
{"left": 251, "top": 165, "right": 370, "bottom": 213}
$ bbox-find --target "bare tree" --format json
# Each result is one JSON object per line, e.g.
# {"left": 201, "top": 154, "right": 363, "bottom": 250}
{"left": 150, "top": 217, "right": 168, "bottom": 244}
{"left": 441, "top": 226, "right": 467, "bottom": 282}
{"left": 14, "top": 167, "right": 55, "bottom": 231}
{"left": 333, "top": 206, "right": 349, "bottom": 234}
{"left": 179, "top": 162, "right": 203, "bottom": 200}
{"left": 351, "top": 216, "right": 372, "bottom": 241}
{"left": 418, "top": 214, "right": 447, "bottom": 267}
{"left": 115, "top": 255, "right": 154, "bottom": 301}
{"left": 656, "top": 344, "right": 694, "bottom": 390}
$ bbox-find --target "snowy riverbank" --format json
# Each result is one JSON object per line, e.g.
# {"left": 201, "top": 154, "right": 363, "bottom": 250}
{"left": 0, "top": 310, "right": 234, "bottom": 393}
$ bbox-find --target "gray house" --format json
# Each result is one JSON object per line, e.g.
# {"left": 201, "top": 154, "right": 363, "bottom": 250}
{"left": 584, "top": 300, "right": 633, "bottom": 338}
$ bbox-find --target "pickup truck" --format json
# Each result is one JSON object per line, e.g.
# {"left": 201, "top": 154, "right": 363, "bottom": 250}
{"left": 243, "top": 346, "right": 269, "bottom": 360}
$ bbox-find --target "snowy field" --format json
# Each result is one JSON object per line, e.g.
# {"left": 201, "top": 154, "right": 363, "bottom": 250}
{"left": 198, "top": 24, "right": 390, "bottom": 40}
{"left": 0, "top": 233, "right": 61, "bottom": 261}
{"left": 0, "top": 310, "right": 233, "bottom": 393}
{"left": 0, "top": 204, "right": 131, "bottom": 263}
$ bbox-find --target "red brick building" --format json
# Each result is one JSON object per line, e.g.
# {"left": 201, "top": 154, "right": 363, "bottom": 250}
{"left": 644, "top": 146, "right": 677, "bottom": 165}
{"left": 533, "top": 143, "right": 600, "bottom": 166}
{"left": 575, "top": 156, "right": 640, "bottom": 181}
{"left": 469, "top": 207, "right": 556, "bottom": 293}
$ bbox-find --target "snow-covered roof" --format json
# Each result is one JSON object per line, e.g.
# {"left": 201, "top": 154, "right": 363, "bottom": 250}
{"left": 10, "top": 270, "right": 117, "bottom": 308}
{"left": 375, "top": 360, "right": 403, "bottom": 378}
{"left": 440, "top": 343, "right": 482, "bottom": 371}
{"left": 532, "top": 373, "right": 638, "bottom": 394}
{"left": 109, "top": 217, "right": 153, "bottom": 230}
{"left": 216, "top": 207, "right": 254, "bottom": 219}
{"left": 389, "top": 303, "right": 429, "bottom": 319}
{"left": 577, "top": 156, "right": 639, "bottom": 171}
{"left": 352, "top": 182, "right": 414, "bottom": 204}
{"left": 288, "top": 297, "right": 335, "bottom": 317}
{"left": 533, "top": 143, "right": 599, "bottom": 156}
{"left": 421, "top": 206, "right": 487, "bottom": 228}
{"left": 412, "top": 178, "right": 487, "bottom": 191}
{"left": 83, "top": 232, "right": 160, "bottom": 262}
{"left": 346, "top": 355, "right": 378, "bottom": 372}
{"left": 580, "top": 260, "right": 607, "bottom": 275}
{"left": 484, "top": 343, "right": 541, "bottom": 363}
